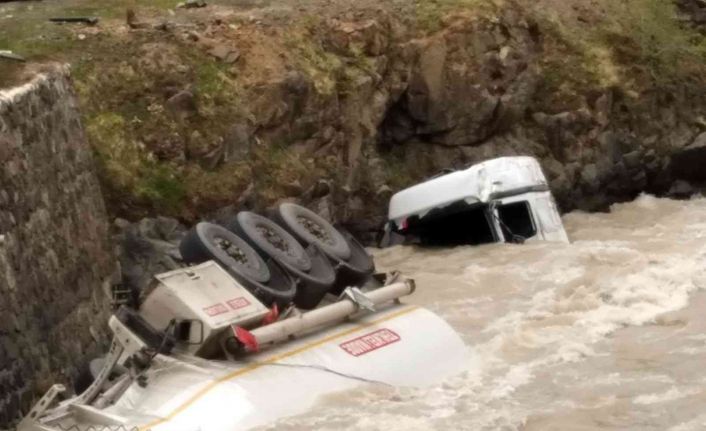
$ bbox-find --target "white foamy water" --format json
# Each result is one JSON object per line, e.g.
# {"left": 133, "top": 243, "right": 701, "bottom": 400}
{"left": 260, "top": 195, "right": 706, "bottom": 430}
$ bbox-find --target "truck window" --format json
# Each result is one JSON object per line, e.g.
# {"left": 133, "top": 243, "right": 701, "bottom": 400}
{"left": 398, "top": 201, "right": 496, "bottom": 246}
{"left": 497, "top": 201, "right": 536, "bottom": 240}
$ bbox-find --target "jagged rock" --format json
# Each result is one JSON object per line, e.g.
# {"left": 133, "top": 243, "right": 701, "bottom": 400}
{"left": 580, "top": 163, "right": 600, "bottom": 191}
{"left": 598, "top": 131, "right": 623, "bottom": 163}
{"left": 223, "top": 122, "right": 254, "bottom": 162}
{"left": 283, "top": 70, "right": 310, "bottom": 96}
{"left": 622, "top": 150, "right": 643, "bottom": 170}
{"left": 632, "top": 170, "right": 648, "bottom": 189}
{"left": 541, "top": 157, "right": 565, "bottom": 181}
{"left": 177, "top": 0, "right": 207, "bottom": 9}
{"left": 309, "top": 194, "right": 336, "bottom": 223}
{"left": 406, "top": 38, "right": 448, "bottom": 125}
{"left": 594, "top": 92, "right": 612, "bottom": 127}
{"left": 669, "top": 180, "right": 696, "bottom": 197}
{"left": 165, "top": 90, "right": 197, "bottom": 116}
{"left": 676, "top": 0, "right": 706, "bottom": 26}
{"left": 236, "top": 182, "right": 256, "bottom": 209}
{"left": 283, "top": 179, "right": 304, "bottom": 197}
{"left": 155, "top": 216, "right": 185, "bottom": 242}
{"left": 208, "top": 44, "right": 240, "bottom": 63}
{"left": 303, "top": 179, "right": 333, "bottom": 200}
{"left": 376, "top": 184, "right": 393, "bottom": 198}
{"left": 117, "top": 217, "right": 186, "bottom": 296}
{"left": 670, "top": 132, "right": 706, "bottom": 181}
{"left": 126, "top": 8, "right": 149, "bottom": 29}
{"left": 113, "top": 218, "right": 131, "bottom": 230}
{"left": 325, "top": 18, "right": 389, "bottom": 56}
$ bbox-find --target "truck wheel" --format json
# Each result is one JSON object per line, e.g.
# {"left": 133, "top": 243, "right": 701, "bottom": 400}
{"left": 229, "top": 212, "right": 312, "bottom": 272}
{"left": 275, "top": 203, "right": 351, "bottom": 260}
{"left": 180, "top": 222, "right": 270, "bottom": 283}
{"left": 242, "top": 259, "right": 298, "bottom": 308}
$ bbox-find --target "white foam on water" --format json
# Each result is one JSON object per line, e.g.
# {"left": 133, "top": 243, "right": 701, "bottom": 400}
{"left": 264, "top": 195, "right": 706, "bottom": 430}
{"left": 669, "top": 413, "right": 706, "bottom": 431}
{"left": 633, "top": 387, "right": 701, "bottom": 405}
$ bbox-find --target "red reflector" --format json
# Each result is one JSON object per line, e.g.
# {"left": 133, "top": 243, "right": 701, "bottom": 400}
{"left": 232, "top": 326, "right": 259, "bottom": 353}
{"left": 262, "top": 303, "right": 279, "bottom": 325}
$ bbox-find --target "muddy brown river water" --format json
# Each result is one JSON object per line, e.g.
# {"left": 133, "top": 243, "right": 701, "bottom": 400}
{"left": 260, "top": 195, "right": 706, "bottom": 430}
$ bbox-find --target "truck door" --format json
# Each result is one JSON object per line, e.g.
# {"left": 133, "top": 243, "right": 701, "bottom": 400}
{"left": 530, "top": 192, "right": 569, "bottom": 243}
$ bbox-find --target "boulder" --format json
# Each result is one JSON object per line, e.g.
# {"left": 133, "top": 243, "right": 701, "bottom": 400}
{"left": 621, "top": 150, "right": 643, "bottom": 170}
{"left": 580, "top": 163, "right": 600, "bottom": 191}
{"left": 208, "top": 44, "right": 240, "bottom": 63}
{"left": 670, "top": 132, "right": 706, "bottom": 181}
{"left": 116, "top": 217, "right": 186, "bottom": 296}
{"left": 669, "top": 180, "right": 696, "bottom": 198}
{"left": 165, "top": 90, "right": 197, "bottom": 117}
{"left": 223, "top": 122, "right": 254, "bottom": 162}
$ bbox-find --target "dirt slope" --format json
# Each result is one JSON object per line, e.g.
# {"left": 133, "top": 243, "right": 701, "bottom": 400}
{"left": 2, "top": 0, "right": 706, "bottom": 239}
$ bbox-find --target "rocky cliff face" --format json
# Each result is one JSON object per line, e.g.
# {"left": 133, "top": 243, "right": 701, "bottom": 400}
{"left": 44, "top": 0, "right": 704, "bottom": 243}
{"left": 192, "top": 3, "right": 706, "bottom": 240}
{"left": 0, "top": 67, "right": 115, "bottom": 428}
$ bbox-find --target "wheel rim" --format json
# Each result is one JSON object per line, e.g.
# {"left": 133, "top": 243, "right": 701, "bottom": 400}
{"left": 257, "top": 225, "right": 294, "bottom": 256}
{"left": 296, "top": 215, "right": 334, "bottom": 246}
{"left": 214, "top": 236, "right": 250, "bottom": 267}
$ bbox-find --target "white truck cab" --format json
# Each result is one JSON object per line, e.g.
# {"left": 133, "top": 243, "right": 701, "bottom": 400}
{"left": 382, "top": 156, "right": 569, "bottom": 246}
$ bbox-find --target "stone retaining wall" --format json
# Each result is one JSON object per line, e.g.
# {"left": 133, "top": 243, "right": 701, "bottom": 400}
{"left": 0, "top": 66, "right": 115, "bottom": 428}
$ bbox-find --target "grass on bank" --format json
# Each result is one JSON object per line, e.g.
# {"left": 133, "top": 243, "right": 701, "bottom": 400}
{"left": 532, "top": 0, "right": 706, "bottom": 111}
{"left": 3, "top": 0, "right": 706, "bottom": 220}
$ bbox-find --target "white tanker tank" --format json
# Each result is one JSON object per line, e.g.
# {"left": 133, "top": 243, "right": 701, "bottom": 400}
{"left": 18, "top": 264, "right": 470, "bottom": 431}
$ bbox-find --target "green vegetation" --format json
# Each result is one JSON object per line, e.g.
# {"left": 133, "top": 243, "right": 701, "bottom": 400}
{"left": 66, "top": 27, "right": 246, "bottom": 216}
{"left": 413, "top": 0, "right": 495, "bottom": 33}
{"left": 532, "top": 0, "right": 706, "bottom": 111}
{"left": 249, "top": 143, "right": 340, "bottom": 204}
{"left": 3, "top": 0, "right": 705, "bottom": 221}
{"left": 86, "top": 111, "right": 186, "bottom": 213}
{"left": 286, "top": 28, "right": 343, "bottom": 96}
{"left": 0, "top": 0, "right": 181, "bottom": 87}
{"left": 600, "top": 0, "right": 706, "bottom": 83}
{"left": 376, "top": 148, "right": 416, "bottom": 191}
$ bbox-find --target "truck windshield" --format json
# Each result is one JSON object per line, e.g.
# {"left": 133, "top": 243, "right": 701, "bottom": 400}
{"left": 398, "top": 201, "right": 496, "bottom": 246}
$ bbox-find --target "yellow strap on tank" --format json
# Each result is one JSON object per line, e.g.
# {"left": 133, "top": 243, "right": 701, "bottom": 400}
{"left": 139, "top": 305, "right": 420, "bottom": 431}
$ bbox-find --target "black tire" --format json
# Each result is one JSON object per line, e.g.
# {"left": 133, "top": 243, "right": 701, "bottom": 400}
{"left": 329, "top": 229, "right": 376, "bottom": 294}
{"left": 240, "top": 258, "right": 298, "bottom": 308}
{"left": 229, "top": 212, "right": 312, "bottom": 272}
{"left": 179, "top": 222, "right": 270, "bottom": 283}
{"left": 286, "top": 244, "right": 336, "bottom": 309}
{"left": 275, "top": 203, "right": 351, "bottom": 260}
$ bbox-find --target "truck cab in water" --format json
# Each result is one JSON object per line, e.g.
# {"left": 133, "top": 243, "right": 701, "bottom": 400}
{"left": 382, "top": 156, "right": 569, "bottom": 247}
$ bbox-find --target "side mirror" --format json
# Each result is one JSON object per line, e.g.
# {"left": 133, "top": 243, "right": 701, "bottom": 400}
{"left": 170, "top": 319, "right": 204, "bottom": 345}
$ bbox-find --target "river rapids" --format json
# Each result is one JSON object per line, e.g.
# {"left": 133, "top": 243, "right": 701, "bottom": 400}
{"left": 255, "top": 195, "right": 706, "bottom": 430}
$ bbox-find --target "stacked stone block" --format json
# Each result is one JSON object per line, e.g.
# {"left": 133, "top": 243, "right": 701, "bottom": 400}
{"left": 0, "top": 67, "right": 115, "bottom": 428}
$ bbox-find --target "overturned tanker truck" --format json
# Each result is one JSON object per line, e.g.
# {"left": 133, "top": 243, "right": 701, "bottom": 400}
{"left": 381, "top": 156, "right": 569, "bottom": 247}
{"left": 19, "top": 204, "right": 469, "bottom": 431}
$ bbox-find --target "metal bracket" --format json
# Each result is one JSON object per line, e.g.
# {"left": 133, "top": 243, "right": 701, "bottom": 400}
{"left": 17, "top": 384, "right": 65, "bottom": 430}
{"left": 74, "top": 339, "right": 124, "bottom": 405}
{"left": 341, "top": 287, "right": 376, "bottom": 312}
{"left": 111, "top": 284, "right": 133, "bottom": 308}
{"left": 75, "top": 315, "right": 147, "bottom": 405}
